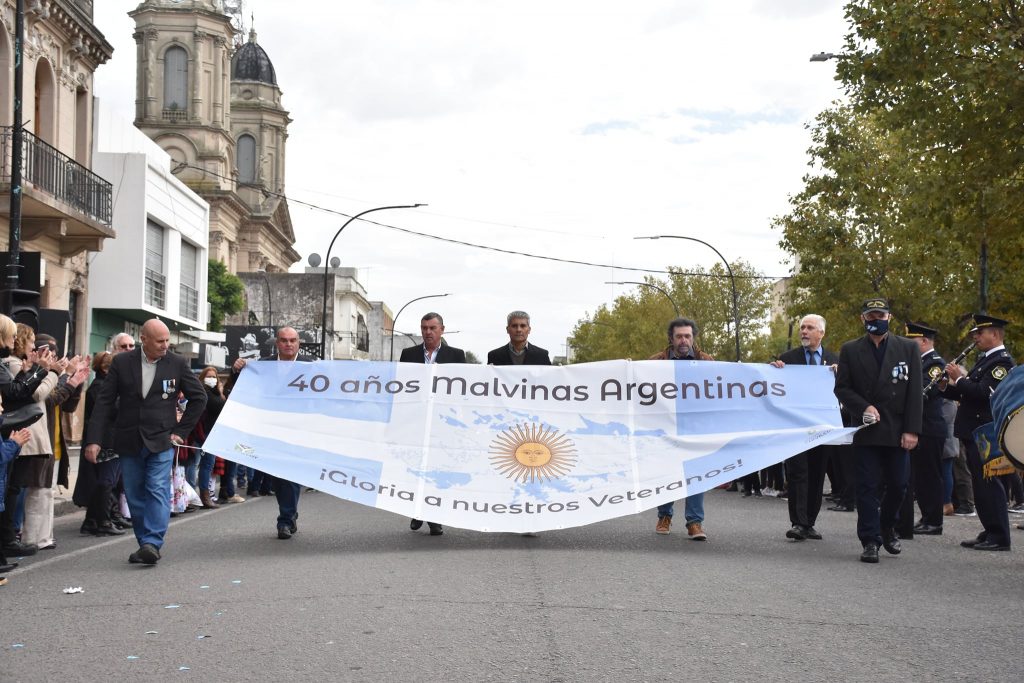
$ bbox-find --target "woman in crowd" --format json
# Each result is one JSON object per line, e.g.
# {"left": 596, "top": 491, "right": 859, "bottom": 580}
{"left": 74, "top": 352, "right": 126, "bottom": 536}
{"left": 197, "top": 366, "right": 244, "bottom": 504}
{"left": 6, "top": 325, "right": 86, "bottom": 551}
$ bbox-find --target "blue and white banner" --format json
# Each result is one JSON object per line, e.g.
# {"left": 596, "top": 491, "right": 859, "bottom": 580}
{"left": 203, "top": 359, "right": 856, "bottom": 532}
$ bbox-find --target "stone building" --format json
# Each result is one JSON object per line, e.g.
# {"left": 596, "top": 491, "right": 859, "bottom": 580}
{"left": 128, "top": 0, "right": 298, "bottom": 276}
{"left": 0, "top": 0, "right": 114, "bottom": 353}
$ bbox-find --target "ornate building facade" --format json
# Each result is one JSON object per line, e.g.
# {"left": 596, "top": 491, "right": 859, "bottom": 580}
{"left": 129, "top": 0, "right": 298, "bottom": 275}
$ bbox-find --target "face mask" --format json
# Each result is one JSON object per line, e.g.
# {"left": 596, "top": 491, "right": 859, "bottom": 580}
{"left": 865, "top": 318, "right": 889, "bottom": 336}
{"left": 203, "top": 377, "right": 218, "bottom": 388}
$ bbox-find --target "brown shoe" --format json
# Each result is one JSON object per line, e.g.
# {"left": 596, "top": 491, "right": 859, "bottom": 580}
{"left": 943, "top": 503, "right": 955, "bottom": 516}
{"left": 686, "top": 522, "right": 707, "bottom": 541}
{"left": 655, "top": 516, "right": 672, "bottom": 535}
{"left": 200, "top": 490, "right": 220, "bottom": 509}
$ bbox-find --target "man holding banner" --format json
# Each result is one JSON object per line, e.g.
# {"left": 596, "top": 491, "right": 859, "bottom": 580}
{"left": 651, "top": 317, "right": 714, "bottom": 541}
{"left": 399, "top": 312, "right": 466, "bottom": 536}
{"left": 226, "top": 327, "right": 312, "bottom": 540}
{"left": 834, "top": 299, "right": 922, "bottom": 564}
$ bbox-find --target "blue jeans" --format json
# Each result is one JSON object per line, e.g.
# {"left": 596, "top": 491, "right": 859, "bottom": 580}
{"left": 197, "top": 450, "right": 215, "bottom": 495}
{"left": 276, "top": 480, "right": 302, "bottom": 529}
{"left": 656, "top": 493, "right": 704, "bottom": 524}
{"left": 220, "top": 461, "right": 238, "bottom": 497}
{"left": 120, "top": 447, "right": 174, "bottom": 549}
{"left": 854, "top": 446, "right": 909, "bottom": 546}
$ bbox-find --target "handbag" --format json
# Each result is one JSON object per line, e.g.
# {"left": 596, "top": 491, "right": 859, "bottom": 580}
{"left": 2, "top": 403, "right": 44, "bottom": 432}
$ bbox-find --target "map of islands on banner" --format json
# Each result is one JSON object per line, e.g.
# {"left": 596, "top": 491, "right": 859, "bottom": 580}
{"left": 202, "top": 359, "right": 858, "bottom": 533}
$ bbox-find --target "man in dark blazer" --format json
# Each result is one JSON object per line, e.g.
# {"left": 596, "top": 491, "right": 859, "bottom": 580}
{"left": 226, "top": 326, "right": 314, "bottom": 540}
{"left": 942, "top": 313, "right": 1015, "bottom": 550}
{"left": 835, "top": 298, "right": 922, "bottom": 564}
{"left": 399, "top": 312, "right": 466, "bottom": 535}
{"left": 487, "top": 311, "right": 551, "bottom": 367}
{"left": 770, "top": 314, "right": 840, "bottom": 541}
{"left": 84, "top": 319, "right": 206, "bottom": 566}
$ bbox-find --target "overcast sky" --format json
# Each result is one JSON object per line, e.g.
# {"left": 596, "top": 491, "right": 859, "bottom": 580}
{"left": 92, "top": 1, "right": 849, "bottom": 360}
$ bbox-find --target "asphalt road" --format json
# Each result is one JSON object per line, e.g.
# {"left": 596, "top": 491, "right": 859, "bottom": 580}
{"left": 2, "top": 489, "right": 1022, "bottom": 682}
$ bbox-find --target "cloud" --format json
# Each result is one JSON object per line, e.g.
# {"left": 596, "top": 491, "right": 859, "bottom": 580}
{"left": 581, "top": 120, "right": 641, "bottom": 136}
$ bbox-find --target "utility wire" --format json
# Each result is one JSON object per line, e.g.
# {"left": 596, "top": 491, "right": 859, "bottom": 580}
{"left": 172, "top": 163, "right": 786, "bottom": 280}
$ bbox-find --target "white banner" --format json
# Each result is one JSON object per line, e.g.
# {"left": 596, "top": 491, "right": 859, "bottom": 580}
{"left": 202, "top": 359, "right": 856, "bottom": 532}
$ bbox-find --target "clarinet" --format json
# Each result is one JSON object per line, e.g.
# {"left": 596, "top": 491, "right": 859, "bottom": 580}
{"left": 923, "top": 342, "right": 977, "bottom": 397}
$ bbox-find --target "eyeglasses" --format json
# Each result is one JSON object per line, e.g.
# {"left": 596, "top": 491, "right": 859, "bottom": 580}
{"left": 118, "top": 343, "right": 135, "bottom": 349}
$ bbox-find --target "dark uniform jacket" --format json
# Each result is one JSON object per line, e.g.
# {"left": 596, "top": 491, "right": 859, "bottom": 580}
{"left": 920, "top": 349, "right": 948, "bottom": 438}
{"left": 777, "top": 345, "right": 839, "bottom": 368}
{"left": 941, "top": 347, "right": 1015, "bottom": 439}
{"left": 399, "top": 343, "right": 466, "bottom": 364}
{"left": 835, "top": 334, "right": 923, "bottom": 447}
{"left": 87, "top": 349, "right": 207, "bottom": 455}
{"left": 487, "top": 344, "right": 551, "bottom": 366}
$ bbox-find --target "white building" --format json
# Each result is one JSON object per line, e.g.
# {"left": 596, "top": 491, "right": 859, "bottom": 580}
{"left": 88, "top": 100, "right": 209, "bottom": 352}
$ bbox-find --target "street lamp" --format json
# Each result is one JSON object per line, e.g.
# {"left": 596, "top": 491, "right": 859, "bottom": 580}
{"left": 320, "top": 203, "right": 426, "bottom": 359}
{"left": 605, "top": 280, "right": 679, "bottom": 317}
{"left": 635, "top": 235, "right": 741, "bottom": 362}
{"left": 389, "top": 293, "right": 451, "bottom": 361}
{"left": 256, "top": 268, "right": 272, "bottom": 331}
{"left": 809, "top": 52, "right": 840, "bottom": 62}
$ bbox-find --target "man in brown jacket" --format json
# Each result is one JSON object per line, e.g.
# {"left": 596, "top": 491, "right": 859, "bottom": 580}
{"left": 651, "top": 317, "right": 714, "bottom": 541}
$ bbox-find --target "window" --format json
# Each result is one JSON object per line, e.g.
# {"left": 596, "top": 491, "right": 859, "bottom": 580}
{"left": 163, "top": 46, "right": 188, "bottom": 115}
{"left": 356, "top": 314, "right": 369, "bottom": 352}
{"left": 145, "top": 221, "right": 166, "bottom": 308}
{"left": 180, "top": 241, "right": 199, "bottom": 320}
{"left": 237, "top": 133, "right": 256, "bottom": 184}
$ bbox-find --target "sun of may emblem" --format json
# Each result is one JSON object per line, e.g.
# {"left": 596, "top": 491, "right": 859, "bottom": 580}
{"left": 489, "top": 423, "right": 578, "bottom": 483}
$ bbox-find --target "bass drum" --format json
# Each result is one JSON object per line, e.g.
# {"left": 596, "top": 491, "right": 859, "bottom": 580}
{"left": 992, "top": 365, "right": 1024, "bottom": 469}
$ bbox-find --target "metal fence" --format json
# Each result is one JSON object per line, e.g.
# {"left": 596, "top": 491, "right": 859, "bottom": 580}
{"left": 1, "top": 127, "right": 112, "bottom": 226}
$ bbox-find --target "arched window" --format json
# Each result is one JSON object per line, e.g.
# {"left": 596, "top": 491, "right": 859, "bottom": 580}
{"left": 0, "top": 30, "right": 11, "bottom": 127}
{"left": 163, "top": 46, "right": 188, "bottom": 112}
{"left": 34, "top": 59, "right": 56, "bottom": 144}
{"left": 237, "top": 133, "right": 256, "bottom": 183}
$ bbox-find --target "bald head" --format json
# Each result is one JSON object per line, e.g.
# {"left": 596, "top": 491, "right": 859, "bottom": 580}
{"left": 276, "top": 326, "right": 300, "bottom": 361}
{"left": 140, "top": 319, "right": 170, "bottom": 361}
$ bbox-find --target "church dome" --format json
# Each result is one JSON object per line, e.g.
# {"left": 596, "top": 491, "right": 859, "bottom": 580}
{"left": 231, "top": 30, "right": 277, "bottom": 85}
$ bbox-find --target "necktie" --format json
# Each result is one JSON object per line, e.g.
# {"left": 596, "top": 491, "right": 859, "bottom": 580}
{"left": 808, "top": 350, "right": 819, "bottom": 366}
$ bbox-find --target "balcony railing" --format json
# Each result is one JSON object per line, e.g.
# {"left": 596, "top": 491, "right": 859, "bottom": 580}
{"left": 1, "top": 126, "right": 112, "bottom": 226}
{"left": 145, "top": 269, "right": 166, "bottom": 309}
{"left": 180, "top": 283, "right": 199, "bottom": 320}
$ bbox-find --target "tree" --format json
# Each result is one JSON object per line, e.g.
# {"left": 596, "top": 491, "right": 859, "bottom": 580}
{"left": 568, "top": 261, "right": 775, "bottom": 363}
{"left": 207, "top": 259, "right": 244, "bottom": 332}
{"left": 774, "top": 2, "right": 1024, "bottom": 355}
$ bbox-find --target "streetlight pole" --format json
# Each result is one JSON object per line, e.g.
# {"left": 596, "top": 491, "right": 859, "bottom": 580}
{"left": 389, "top": 293, "right": 451, "bottom": 361}
{"left": 635, "top": 235, "right": 741, "bottom": 362}
{"left": 320, "top": 203, "right": 425, "bottom": 359}
{"left": 605, "top": 280, "right": 679, "bottom": 317}
{"left": 257, "top": 268, "right": 272, "bottom": 331}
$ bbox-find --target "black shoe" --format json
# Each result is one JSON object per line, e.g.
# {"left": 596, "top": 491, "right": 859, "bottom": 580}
{"left": 428, "top": 523, "right": 443, "bottom": 536}
{"left": 0, "top": 562, "right": 17, "bottom": 572}
{"left": 953, "top": 507, "right": 976, "bottom": 517}
{"left": 410, "top": 519, "right": 423, "bottom": 531}
{"left": 1, "top": 541, "right": 38, "bottom": 557}
{"left": 882, "top": 529, "right": 902, "bottom": 555}
{"left": 129, "top": 544, "right": 160, "bottom": 565}
{"left": 913, "top": 523, "right": 942, "bottom": 535}
{"left": 804, "top": 526, "right": 823, "bottom": 540}
{"left": 95, "top": 522, "right": 127, "bottom": 536}
{"left": 110, "top": 514, "right": 131, "bottom": 530}
{"left": 973, "top": 541, "right": 1010, "bottom": 551}
{"left": 960, "top": 536, "right": 985, "bottom": 548}
{"left": 277, "top": 526, "right": 293, "bottom": 540}
{"left": 785, "top": 525, "right": 807, "bottom": 541}
{"left": 860, "top": 543, "right": 879, "bottom": 563}
{"left": 828, "top": 504, "right": 855, "bottom": 512}
{"left": 80, "top": 520, "right": 99, "bottom": 536}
